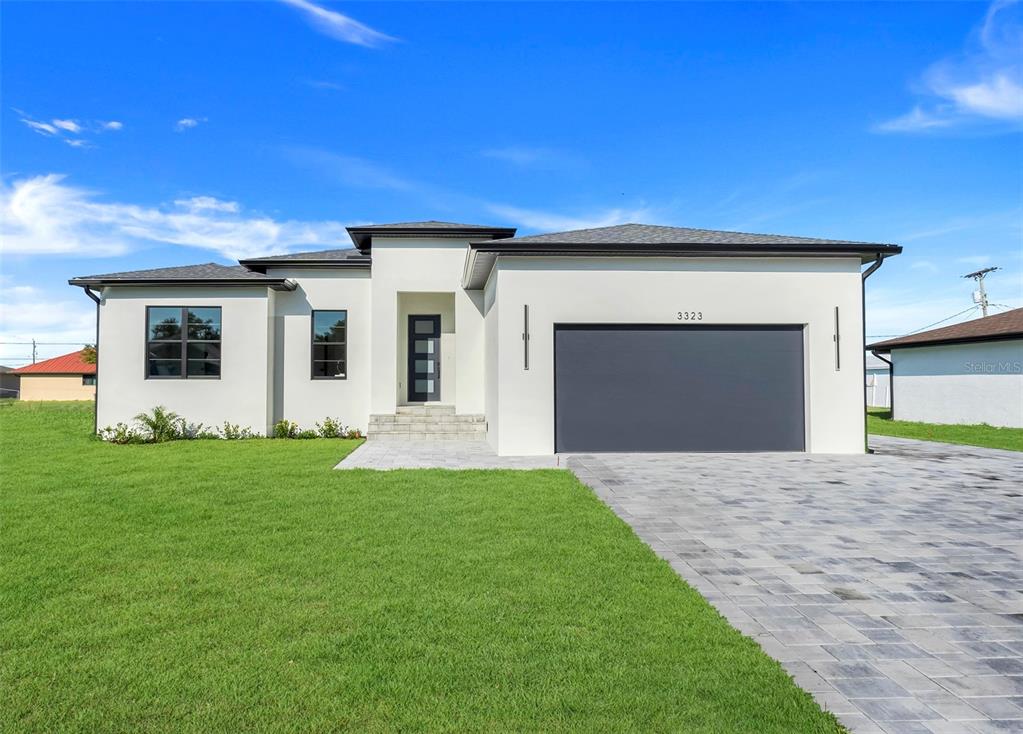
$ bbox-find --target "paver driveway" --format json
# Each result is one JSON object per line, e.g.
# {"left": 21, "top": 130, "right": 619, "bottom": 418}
{"left": 569, "top": 436, "right": 1023, "bottom": 734}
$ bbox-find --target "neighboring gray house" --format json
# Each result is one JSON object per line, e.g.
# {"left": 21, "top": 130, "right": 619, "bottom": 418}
{"left": 865, "top": 351, "right": 891, "bottom": 408}
{"left": 0, "top": 366, "right": 20, "bottom": 399}
{"left": 869, "top": 307, "right": 1023, "bottom": 428}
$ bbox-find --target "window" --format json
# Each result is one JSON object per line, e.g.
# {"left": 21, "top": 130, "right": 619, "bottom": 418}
{"left": 82, "top": 375, "right": 96, "bottom": 386}
{"left": 311, "top": 310, "right": 347, "bottom": 379}
{"left": 146, "top": 306, "right": 222, "bottom": 379}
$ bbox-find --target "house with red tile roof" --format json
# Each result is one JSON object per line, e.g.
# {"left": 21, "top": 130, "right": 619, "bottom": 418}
{"left": 13, "top": 349, "right": 97, "bottom": 401}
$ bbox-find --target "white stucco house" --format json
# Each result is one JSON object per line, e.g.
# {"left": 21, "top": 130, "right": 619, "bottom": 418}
{"left": 869, "top": 307, "right": 1023, "bottom": 428}
{"left": 71, "top": 221, "right": 901, "bottom": 455}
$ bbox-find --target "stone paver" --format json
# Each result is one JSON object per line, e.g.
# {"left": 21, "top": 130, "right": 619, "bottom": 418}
{"left": 567, "top": 436, "right": 1023, "bottom": 733}
{"left": 336, "top": 439, "right": 561, "bottom": 470}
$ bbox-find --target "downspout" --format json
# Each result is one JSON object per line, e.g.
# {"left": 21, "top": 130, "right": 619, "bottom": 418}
{"left": 871, "top": 350, "right": 893, "bottom": 418}
{"left": 83, "top": 286, "right": 101, "bottom": 435}
{"left": 859, "top": 255, "right": 883, "bottom": 452}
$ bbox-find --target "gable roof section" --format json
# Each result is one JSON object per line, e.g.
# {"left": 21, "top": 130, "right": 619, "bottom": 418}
{"left": 69, "top": 263, "right": 297, "bottom": 290}
{"left": 14, "top": 349, "right": 96, "bottom": 375}
{"left": 869, "top": 307, "right": 1023, "bottom": 351}
{"left": 347, "top": 220, "right": 516, "bottom": 251}
{"left": 238, "top": 247, "right": 370, "bottom": 273}
{"left": 463, "top": 223, "right": 902, "bottom": 288}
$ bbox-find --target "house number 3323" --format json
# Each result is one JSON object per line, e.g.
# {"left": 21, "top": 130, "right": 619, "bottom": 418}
{"left": 677, "top": 311, "right": 703, "bottom": 321}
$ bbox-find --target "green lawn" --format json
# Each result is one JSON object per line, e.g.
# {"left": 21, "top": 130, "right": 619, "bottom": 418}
{"left": 868, "top": 407, "right": 1023, "bottom": 452}
{"left": 1, "top": 402, "right": 842, "bottom": 733}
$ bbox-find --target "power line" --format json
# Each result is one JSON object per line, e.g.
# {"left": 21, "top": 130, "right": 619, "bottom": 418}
{"left": 0, "top": 341, "right": 91, "bottom": 346}
{"left": 905, "top": 306, "right": 981, "bottom": 335}
{"left": 866, "top": 305, "right": 982, "bottom": 345}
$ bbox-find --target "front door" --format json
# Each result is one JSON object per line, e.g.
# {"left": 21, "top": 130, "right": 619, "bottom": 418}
{"left": 407, "top": 315, "right": 441, "bottom": 402}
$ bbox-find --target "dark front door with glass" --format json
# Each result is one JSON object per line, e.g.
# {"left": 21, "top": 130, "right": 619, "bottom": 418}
{"left": 407, "top": 315, "right": 441, "bottom": 402}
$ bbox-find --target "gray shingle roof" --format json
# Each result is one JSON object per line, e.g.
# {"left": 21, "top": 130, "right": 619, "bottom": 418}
{"left": 239, "top": 247, "right": 368, "bottom": 262}
{"left": 869, "top": 307, "right": 1023, "bottom": 351}
{"left": 462, "top": 222, "right": 902, "bottom": 289}
{"left": 347, "top": 221, "right": 516, "bottom": 250}
{"left": 352, "top": 220, "right": 508, "bottom": 230}
{"left": 69, "top": 263, "right": 296, "bottom": 290}
{"left": 479, "top": 223, "right": 889, "bottom": 247}
{"left": 238, "top": 247, "right": 371, "bottom": 273}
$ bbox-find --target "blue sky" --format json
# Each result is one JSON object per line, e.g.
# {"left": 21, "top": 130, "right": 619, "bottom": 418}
{"left": 2, "top": 1, "right": 1021, "bottom": 365}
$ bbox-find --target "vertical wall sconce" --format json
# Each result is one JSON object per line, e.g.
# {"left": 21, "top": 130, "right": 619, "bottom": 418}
{"left": 523, "top": 304, "right": 530, "bottom": 370}
{"left": 834, "top": 306, "right": 841, "bottom": 371}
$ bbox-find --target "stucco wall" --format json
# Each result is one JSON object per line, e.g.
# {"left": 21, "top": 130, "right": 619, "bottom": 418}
{"left": 483, "top": 271, "right": 500, "bottom": 450}
{"left": 369, "top": 238, "right": 485, "bottom": 415}
{"left": 486, "top": 256, "right": 866, "bottom": 455}
{"left": 97, "top": 286, "right": 273, "bottom": 433}
{"left": 266, "top": 268, "right": 372, "bottom": 431}
{"left": 892, "top": 340, "right": 1023, "bottom": 427}
{"left": 19, "top": 375, "right": 95, "bottom": 401}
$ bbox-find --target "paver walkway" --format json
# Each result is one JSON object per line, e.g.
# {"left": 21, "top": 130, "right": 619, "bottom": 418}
{"left": 336, "top": 439, "right": 561, "bottom": 469}
{"left": 337, "top": 436, "right": 1023, "bottom": 733}
{"left": 569, "top": 437, "right": 1023, "bottom": 734}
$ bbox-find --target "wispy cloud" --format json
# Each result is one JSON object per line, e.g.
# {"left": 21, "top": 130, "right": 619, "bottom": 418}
{"left": 52, "top": 119, "right": 82, "bottom": 134}
{"left": 15, "top": 111, "right": 124, "bottom": 146}
{"left": 175, "top": 117, "right": 205, "bottom": 132}
{"left": 279, "top": 0, "right": 396, "bottom": 47}
{"left": 875, "top": 0, "right": 1023, "bottom": 133}
{"left": 481, "top": 146, "right": 583, "bottom": 171}
{"left": 20, "top": 118, "right": 59, "bottom": 136}
{"left": 0, "top": 174, "right": 353, "bottom": 260}
{"left": 908, "top": 259, "right": 940, "bottom": 274}
{"left": 283, "top": 146, "right": 417, "bottom": 191}
{"left": 0, "top": 279, "right": 96, "bottom": 366}
{"left": 174, "top": 196, "right": 241, "bottom": 214}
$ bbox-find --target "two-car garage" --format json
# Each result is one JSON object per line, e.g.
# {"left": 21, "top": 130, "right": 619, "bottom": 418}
{"left": 554, "top": 324, "right": 806, "bottom": 453}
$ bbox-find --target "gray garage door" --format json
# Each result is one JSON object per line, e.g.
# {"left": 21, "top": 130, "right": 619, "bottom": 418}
{"left": 554, "top": 325, "right": 805, "bottom": 453}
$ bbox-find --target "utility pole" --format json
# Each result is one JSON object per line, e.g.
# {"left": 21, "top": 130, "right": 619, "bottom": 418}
{"left": 32, "top": 339, "right": 37, "bottom": 364}
{"left": 963, "top": 266, "right": 999, "bottom": 317}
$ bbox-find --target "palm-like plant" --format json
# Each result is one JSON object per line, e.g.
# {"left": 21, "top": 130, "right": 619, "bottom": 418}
{"left": 134, "top": 406, "right": 183, "bottom": 443}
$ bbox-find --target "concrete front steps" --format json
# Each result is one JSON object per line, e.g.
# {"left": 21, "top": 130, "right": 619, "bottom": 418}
{"left": 368, "top": 405, "right": 487, "bottom": 441}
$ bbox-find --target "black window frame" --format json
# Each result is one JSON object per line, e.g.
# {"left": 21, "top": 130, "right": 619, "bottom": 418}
{"left": 82, "top": 374, "right": 97, "bottom": 386}
{"left": 311, "top": 309, "right": 348, "bottom": 380}
{"left": 145, "top": 305, "right": 222, "bottom": 380}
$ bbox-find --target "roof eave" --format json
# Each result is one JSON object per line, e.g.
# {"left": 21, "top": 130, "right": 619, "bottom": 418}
{"left": 69, "top": 278, "right": 298, "bottom": 291}
{"left": 348, "top": 226, "right": 517, "bottom": 252}
{"left": 238, "top": 258, "right": 371, "bottom": 274}
{"left": 868, "top": 332, "right": 1023, "bottom": 352}
{"left": 461, "top": 243, "right": 903, "bottom": 289}
{"left": 469, "top": 240, "right": 901, "bottom": 256}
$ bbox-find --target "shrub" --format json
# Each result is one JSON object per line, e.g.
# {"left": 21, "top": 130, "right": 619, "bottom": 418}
{"left": 179, "top": 422, "right": 210, "bottom": 440}
{"left": 133, "top": 406, "right": 183, "bottom": 443}
{"left": 316, "top": 416, "right": 343, "bottom": 438}
{"left": 99, "top": 422, "right": 145, "bottom": 444}
{"left": 315, "top": 417, "right": 364, "bottom": 439}
{"left": 272, "top": 419, "right": 299, "bottom": 439}
{"left": 220, "top": 422, "right": 254, "bottom": 440}
{"left": 296, "top": 429, "right": 319, "bottom": 439}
